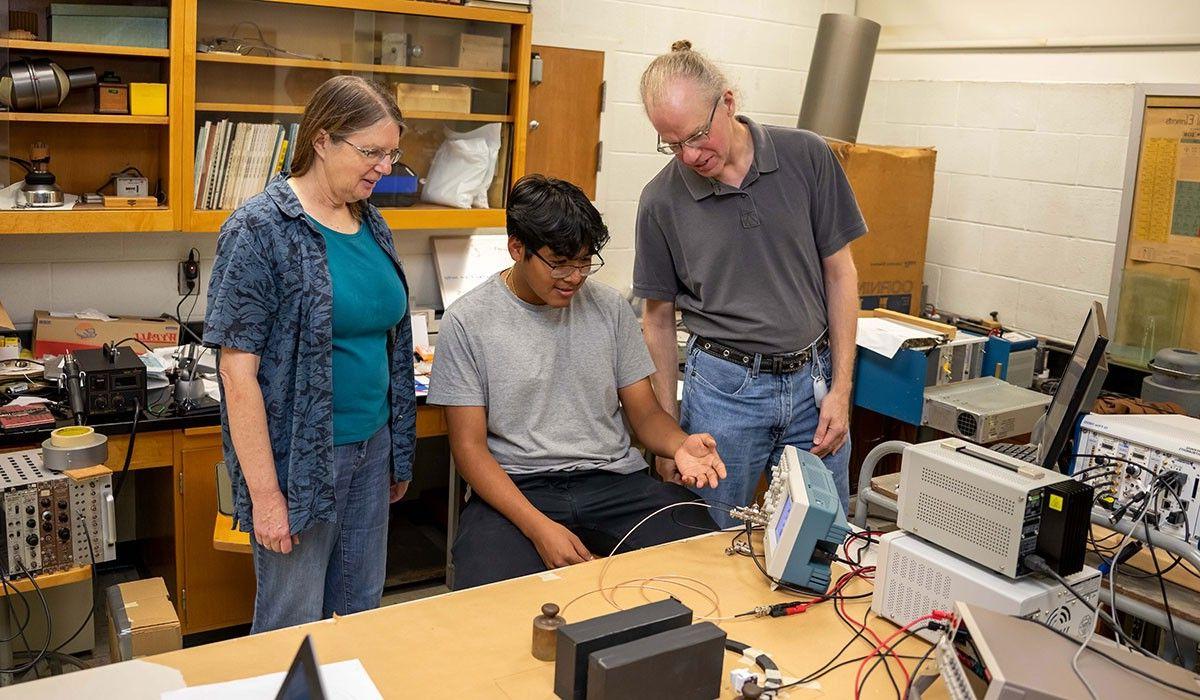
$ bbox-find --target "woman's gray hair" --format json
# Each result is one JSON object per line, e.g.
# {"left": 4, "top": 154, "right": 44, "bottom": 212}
{"left": 639, "top": 39, "right": 730, "bottom": 108}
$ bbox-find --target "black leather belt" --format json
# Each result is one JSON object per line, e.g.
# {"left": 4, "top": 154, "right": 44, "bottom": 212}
{"left": 692, "top": 335, "right": 828, "bottom": 374}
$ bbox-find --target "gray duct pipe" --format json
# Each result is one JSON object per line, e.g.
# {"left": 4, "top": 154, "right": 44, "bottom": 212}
{"left": 798, "top": 13, "right": 881, "bottom": 143}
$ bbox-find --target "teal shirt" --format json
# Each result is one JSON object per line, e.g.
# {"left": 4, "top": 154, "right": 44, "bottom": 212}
{"left": 309, "top": 215, "right": 407, "bottom": 445}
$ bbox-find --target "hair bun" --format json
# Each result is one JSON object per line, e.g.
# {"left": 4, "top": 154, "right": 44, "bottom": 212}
{"left": 671, "top": 39, "right": 692, "bottom": 52}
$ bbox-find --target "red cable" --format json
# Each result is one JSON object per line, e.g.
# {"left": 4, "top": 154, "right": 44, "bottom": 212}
{"left": 853, "top": 611, "right": 954, "bottom": 699}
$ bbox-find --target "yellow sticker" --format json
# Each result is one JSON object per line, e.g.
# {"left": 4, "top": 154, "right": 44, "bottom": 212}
{"left": 1049, "top": 494, "right": 1064, "bottom": 512}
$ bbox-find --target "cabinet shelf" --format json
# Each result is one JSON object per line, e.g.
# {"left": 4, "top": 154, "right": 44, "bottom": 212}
{"left": 0, "top": 112, "right": 169, "bottom": 124}
{"left": 0, "top": 38, "right": 170, "bottom": 58}
{"left": 193, "top": 102, "right": 512, "bottom": 122}
{"left": 196, "top": 52, "right": 516, "bottom": 80}
{"left": 189, "top": 204, "right": 505, "bottom": 232}
{"left": 1, "top": 207, "right": 175, "bottom": 234}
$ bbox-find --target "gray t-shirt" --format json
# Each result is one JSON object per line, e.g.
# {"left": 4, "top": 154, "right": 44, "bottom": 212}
{"left": 634, "top": 117, "right": 868, "bottom": 356}
{"left": 427, "top": 273, "right": 657, "bottom": 475}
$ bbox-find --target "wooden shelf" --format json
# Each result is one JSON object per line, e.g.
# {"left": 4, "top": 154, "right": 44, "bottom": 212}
{"left": 193, "top": 102, "right": 512, "bottom": 122}
{"left": 269, "top": 0, "right": 532, "bottom": 24}
{"left": 189, "top": 204, "right": 505, "bottom": 232}
{"left": 197, "top": 52, "right": 515, "bottom": 80}
{"left": 2, "top": 207, "right": 175, "bottom": 234}
{"left": 0, "top": 112, "right": 169, "bottom": 125}
{"left": 0, "top": 566, "right": 91, "bottom": 597}
{"left": 0, "top": 38, "right": 169, "bottom": 58}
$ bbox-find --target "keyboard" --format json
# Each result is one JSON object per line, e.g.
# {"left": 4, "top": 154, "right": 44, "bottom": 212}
{"left": 990, "top": 442, "right": 1040, "bottom": 464}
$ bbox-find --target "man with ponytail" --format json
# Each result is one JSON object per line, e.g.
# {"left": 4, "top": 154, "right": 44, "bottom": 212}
{"left": 635, "top": 40, "right": 866, "bottom": 527}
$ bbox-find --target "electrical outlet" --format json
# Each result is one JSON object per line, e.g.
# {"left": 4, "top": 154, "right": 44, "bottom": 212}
{"left": 178, "top": 253, "right": 200, "bottom": 296}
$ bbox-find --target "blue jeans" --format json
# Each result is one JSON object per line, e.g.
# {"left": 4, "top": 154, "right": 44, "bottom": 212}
{"left": 680, "top": 338, "right": 851, "bottom": 529}
{"left": 250, "top": 425, "right": 391, "bottom": 633}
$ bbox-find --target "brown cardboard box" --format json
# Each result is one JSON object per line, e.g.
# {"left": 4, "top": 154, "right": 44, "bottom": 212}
{"left": 395, "top": 83, "right": 472, "bottom": 114}
{"left": 106, "top": 577, "right": 181, "bottom": 661}
{"left": 32, "top": 309, "right": 179, "bottom": 358}
{"left": 0, "top": 298, "right": 13, "bottom": 331}
{"left": 831, "top": 141, "right": 937, "bottom": 317}
{"left": 456, "top": 33, "right": 504, "bottom": 71}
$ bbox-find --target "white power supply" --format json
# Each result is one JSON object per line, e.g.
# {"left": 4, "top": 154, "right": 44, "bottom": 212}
{"left": 872, "top": 531, "right": 1101, "bottom": 643}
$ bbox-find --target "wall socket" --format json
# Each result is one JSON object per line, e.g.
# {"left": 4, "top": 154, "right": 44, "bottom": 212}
{"left": 178, "top": 254, "right": 200, "bottom": 296}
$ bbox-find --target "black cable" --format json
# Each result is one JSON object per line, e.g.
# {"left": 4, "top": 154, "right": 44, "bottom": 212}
{"left": 0, "top": 572, "right": 32, "bottom": 644}
{"left": 113, "top": 397, "right": 141, "bottom": 499}
{"left": 110, "top": 337, "right": 157, "bottom": 355}
{"left": 0, "top": 559, "right": 52, "bottom": 675}
{"left": 1033, "top": 618, "right": 1200, "bottom": 697}
{"left": 1070, "top": 453, "right": 1192, "bottom": 543}
{"left": 51, "top": 511, "right": 98, "bottom": 654}
{"left": 1023, "top": 552, "right": 1145, "bottom": 656}
{"left": 902, "top": 639, "right": 939, "bottom": 698}
{"left": 1144, "top": 519, "right": 1184, "bottom": 664}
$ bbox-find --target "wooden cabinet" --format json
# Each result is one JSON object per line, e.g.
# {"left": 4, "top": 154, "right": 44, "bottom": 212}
{"left": 176, "top": 427, "right": 256, "bottom": 633}
{"left": 525, "top": 45, "right": 604, "bottom": 199}
{"left": 2, "top": 0, "right": 531, "bottom": 235}
{"left": 0, "top": 1, "right": 184, "bottom": 234}
{"left": 181, "top": 0, "right": 532, "bottom": 232}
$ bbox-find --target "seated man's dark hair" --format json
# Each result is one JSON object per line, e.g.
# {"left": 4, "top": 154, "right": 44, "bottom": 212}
{"left": 506, "top": 174, "right": 610, "bottom": 259}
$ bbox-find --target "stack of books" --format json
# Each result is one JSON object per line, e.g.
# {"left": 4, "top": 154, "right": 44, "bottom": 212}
{"left": 464, "top": 0, "right": 530, "bottom": 11}
{"left": 193, "top": 120, "right": 299, "bottom": 211}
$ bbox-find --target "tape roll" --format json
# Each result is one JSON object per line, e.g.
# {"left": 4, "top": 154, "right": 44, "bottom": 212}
{"left": 50, "top": 425, "right": 96, "bottom": 447}
{"left": 42, "top": 430, "right": 109, "bottom": 472}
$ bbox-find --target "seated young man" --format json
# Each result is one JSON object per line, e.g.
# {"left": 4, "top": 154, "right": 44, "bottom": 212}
{"left": 429, "top": 174, "right": 727, "bottom": 590}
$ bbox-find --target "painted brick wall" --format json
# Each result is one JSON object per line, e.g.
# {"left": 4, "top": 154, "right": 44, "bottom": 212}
{"left": 858, "top": 80, "right": 1134, "bottom": 340}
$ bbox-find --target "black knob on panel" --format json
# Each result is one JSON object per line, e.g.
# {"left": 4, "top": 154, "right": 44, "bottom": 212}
{"left": 57, "top": 500, "right": 68, "bottom": 510}
{"left": 42, "top": 521, "right": 52, "bottom": 532}
{"left": 25, "top": 519, "right": 35, "bottom": 529}
{"left": 58, "top": 513, "right": 69, "bottom": 523}
{"left": 39, "top": 497, "right": 50, "bottom": 508}
{"left": 24, "top": 505, "right": 34, "bottom": 515}
{"left": 58, "top": 528, "right": 70, "bottom": 541}
{"left": 25, "top": 534, "right": 38, "bottom": 546}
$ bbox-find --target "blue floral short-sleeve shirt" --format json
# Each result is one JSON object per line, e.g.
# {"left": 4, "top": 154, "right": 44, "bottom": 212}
{"left": 204, "top": 176, "right": 416, "bottom": 535}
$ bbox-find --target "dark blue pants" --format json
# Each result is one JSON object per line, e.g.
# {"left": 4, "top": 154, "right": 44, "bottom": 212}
{"left": 450, "top": 470, "right": 717, "bottom": 590}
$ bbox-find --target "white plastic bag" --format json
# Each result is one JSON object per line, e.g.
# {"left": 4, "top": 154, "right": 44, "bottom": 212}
{"left": 422, "top": 124, "right": 502, "bottom": 209}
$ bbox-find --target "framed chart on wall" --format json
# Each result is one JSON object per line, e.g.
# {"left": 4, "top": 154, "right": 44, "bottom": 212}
{"left": 1107, "top": 84, "right": 1200, "bottom": 368}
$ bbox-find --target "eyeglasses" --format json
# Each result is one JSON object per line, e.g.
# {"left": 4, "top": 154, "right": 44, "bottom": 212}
{"left": 656, "top": 96, "right": 722, "bottom": 155}
{"left": 339, "top": 137, "right": 404, "bottom": 165}
{"left": 530, "top": 249, "right": 605, "bottom": 279}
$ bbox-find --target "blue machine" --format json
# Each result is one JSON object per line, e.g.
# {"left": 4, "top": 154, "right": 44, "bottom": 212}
{"left": 761, "top": 447, "right": 850, "bottom": 593}
{"left": 981, "top": 332, "right": 1039, "bottom": 388}
{"left": 853, "top": 333, "right": 987, "bottom": 426}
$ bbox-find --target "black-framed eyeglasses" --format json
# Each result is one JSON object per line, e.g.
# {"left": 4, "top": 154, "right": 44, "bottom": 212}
{"left": 339, "top": 137, "right": 404, "bottom": 165}
{"left": 530, "top": 249, "right": 605, "bottom": 279}
{"left": 656, "top": 96, "right": 722, "bottom": 155}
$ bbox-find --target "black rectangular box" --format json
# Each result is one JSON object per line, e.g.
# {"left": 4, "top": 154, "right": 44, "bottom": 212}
{"left": 586, "top": 622, "right": 726, "bottom": 700}
{"left": 554, "top": 599, "right": 693, "bottom": 700}
{"left": 1037, "top": 479, "right": 1094, "bottom": 575}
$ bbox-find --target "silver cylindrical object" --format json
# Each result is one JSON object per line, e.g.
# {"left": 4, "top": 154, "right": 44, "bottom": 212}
{"left": 797, "top": 14, "right": 881, "bottom": 142}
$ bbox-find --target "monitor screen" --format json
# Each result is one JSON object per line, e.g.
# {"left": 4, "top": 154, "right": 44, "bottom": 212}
{"left": 1037, "top": 301, "right": 1109, "bottom": 470}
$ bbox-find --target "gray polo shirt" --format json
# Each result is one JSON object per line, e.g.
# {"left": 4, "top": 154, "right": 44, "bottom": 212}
{"left": 633, "top": 117, "right": 867, "bottom": 356}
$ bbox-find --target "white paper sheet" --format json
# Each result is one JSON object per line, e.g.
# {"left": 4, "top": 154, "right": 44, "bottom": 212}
{"left": 856, "top": 317, "right": 941, "bottom": 359}
{"left": 410, "top": 313, "right": 430, "bottom": 349}
{"left": 160, "top": 659, "right": 381, "bottom": 700}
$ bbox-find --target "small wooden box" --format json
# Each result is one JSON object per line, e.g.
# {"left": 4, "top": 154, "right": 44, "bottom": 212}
{"left": 456, "top": 33, "right": 504, "bottom": 72}
{"left": 395, "top": 83, "right": 472, "bottom": 114}
{"left": 96, "top": 82, "right": 129, "bottom": 114}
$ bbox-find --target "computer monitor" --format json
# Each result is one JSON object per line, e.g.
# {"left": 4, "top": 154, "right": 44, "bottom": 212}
{"left": 1037, "top": 301, "right": 1109, "bottom": 470}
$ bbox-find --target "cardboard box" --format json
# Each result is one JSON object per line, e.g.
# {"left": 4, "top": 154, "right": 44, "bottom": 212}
{"left": 130, "top": 82, "right": 168, "bottom": 116}
{"left": 33, "top": 310, "right": 179, "bottom": 358}
{"left": 49, "top": 3, "right": 169, "bottom": 49}
{"left": 831, "top": 142, "right": 936, "bottom": 317}
{"left": 0, "top": 298, "right": 13, "bottom": 331}
{"left": 396, "top": 83, "right": 472, "bottom": 114}
{"left": 456, "top": 33, "right": 504, "bottom": 71}
{"left": 106, "top": 577, "right": 181, "bottom": 661}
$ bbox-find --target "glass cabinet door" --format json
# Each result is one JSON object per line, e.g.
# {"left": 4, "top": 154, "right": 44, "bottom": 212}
{"left": 188, "top": 0, "right": 524, "bottom": 229}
